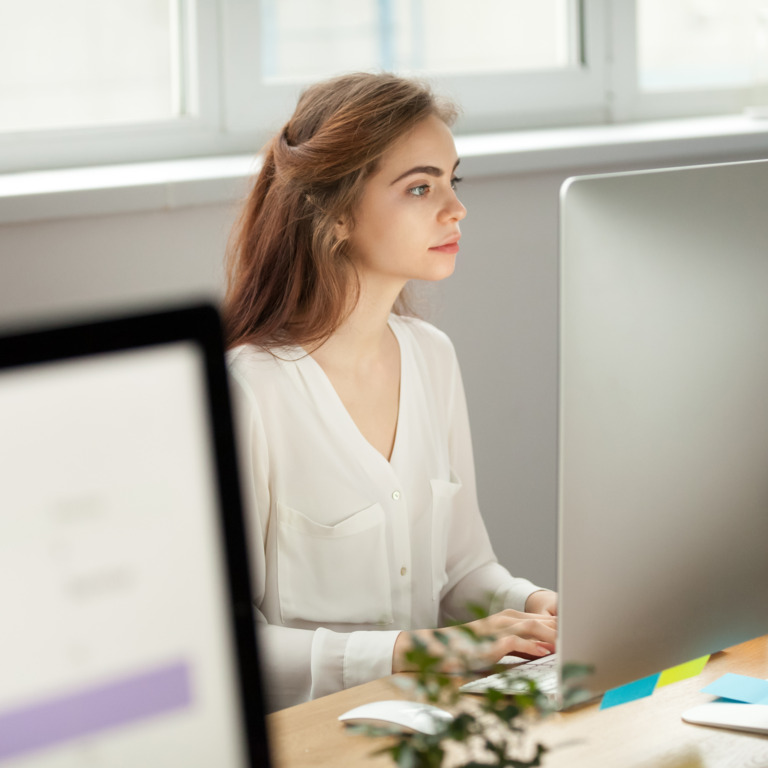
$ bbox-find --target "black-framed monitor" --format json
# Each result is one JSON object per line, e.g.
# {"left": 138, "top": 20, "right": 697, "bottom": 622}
{"left": 0, "top": 304, "right": 271, "bottom": 766}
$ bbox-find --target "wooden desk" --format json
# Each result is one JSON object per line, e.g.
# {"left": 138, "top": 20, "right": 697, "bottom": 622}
{"left": 267, "top": 635, "right": 768, "bottom": 767}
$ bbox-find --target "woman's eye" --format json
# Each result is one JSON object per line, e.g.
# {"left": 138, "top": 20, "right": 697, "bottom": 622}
{"left": 451, "top": 176, "right": 463, "bottom": 190}
{"left": 409, "top": 184, "right": 430, "bottom": 197}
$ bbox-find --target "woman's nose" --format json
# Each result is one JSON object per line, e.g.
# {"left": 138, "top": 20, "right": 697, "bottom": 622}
{"left": 443, "top": 191, "right": 467, "bottom": 222}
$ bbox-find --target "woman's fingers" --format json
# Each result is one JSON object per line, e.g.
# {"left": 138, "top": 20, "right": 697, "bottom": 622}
{"left": 501, "top": 617, "right": 557, "bottom": 644}
{"left": 496, "top": 635, "right": 555, "bottom": 659}
{"left": 476, "top": 611, "right": 558, "bottom": 644}
{"left": 393, "top": 609, "right": 559, "bottom": 673}
{"left": 464, "top": 635, "right": 554, "bottom": 671}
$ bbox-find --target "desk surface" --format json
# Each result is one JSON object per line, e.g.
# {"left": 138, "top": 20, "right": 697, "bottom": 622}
{"left": 267, "top": 635, "right": 768, "bottom": 768}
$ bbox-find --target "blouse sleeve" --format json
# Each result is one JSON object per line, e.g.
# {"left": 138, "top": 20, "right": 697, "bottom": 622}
{"left": 227, "top": 361, "right": 400, "bottom": 711}
{"left": 437, "top": 342, "right": 542, "bottom": 624}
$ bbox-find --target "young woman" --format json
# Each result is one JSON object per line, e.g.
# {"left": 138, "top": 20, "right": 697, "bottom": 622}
{"left": 224, "top": 72, "right": 557, "bottom": 711}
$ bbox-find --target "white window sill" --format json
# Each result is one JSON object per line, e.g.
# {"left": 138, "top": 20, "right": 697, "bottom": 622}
{"left": 1, "top": 114, "right": 767, "bottom": 225}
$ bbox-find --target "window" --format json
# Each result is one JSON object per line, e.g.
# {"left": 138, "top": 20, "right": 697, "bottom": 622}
{"left": 0, "top": 0, "right": 220, "bottom": 172}
{"left": 227, "top": 0, "right": 604, "bottom": 139}
{"left": 0, "top": 0, "right": 180, "bottom": 133}
{"left": 261, "top": 0, "right": 577, "bottom": 81}
{"left": 0, "top": 0, "right": 766, "bottom": 173}
{"left": 612, "top": 0, "right": 768, "bottom": 121}
{"left": 638, "top": 0, "right": 764, "bottom": 92}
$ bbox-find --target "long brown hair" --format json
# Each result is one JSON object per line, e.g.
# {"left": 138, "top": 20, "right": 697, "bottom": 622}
{"left": 223, "top": 72, "right": 458, "bottom": 350}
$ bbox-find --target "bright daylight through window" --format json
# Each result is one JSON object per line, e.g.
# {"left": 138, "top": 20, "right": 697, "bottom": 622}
{"left": 0, "top": 0, "right": 181, "bottom": 133}
{"left": 261, "top": 0, "right": 576, "bottom": 81}
{"left": 638, "top": 0, "right": 768, "bottom": 92}
{"left": 0, "top": 0, "right": 767, "bottom": 172}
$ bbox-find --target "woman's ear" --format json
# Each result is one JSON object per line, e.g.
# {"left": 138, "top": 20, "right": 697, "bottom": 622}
{"left": 335, "top": 217, "right": 350, "bottom": 239}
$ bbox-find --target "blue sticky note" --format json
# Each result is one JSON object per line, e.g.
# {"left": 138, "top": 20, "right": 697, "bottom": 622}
{"left": 701, "top": 673, "right": 768, "bottom": 705}
{"left": 599, "top": 673, "right": 661, "bottom": 710}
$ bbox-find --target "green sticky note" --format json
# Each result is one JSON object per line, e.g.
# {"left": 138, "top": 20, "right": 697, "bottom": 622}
{"left": 656, "top": 655, "right": 710, "bottom": 688}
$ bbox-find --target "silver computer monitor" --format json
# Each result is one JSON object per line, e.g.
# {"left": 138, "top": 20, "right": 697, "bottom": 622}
{"left": 558, "top": 158, "right": 768, "bottom": 698}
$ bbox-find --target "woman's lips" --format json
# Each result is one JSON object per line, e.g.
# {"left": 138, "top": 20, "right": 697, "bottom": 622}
{"left": 430, "top": 237, "right": 461, "bottom": 254}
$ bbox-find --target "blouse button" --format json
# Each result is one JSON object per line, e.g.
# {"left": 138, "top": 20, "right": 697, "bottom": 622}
{"left": 400, "top": 566, "right": 407, "bottom": 576}
{"left": 392, "top": 490, "right": 401, "bottom": 501}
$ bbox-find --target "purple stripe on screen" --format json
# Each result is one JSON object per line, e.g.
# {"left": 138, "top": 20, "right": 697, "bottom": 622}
{"left": 0, "top": 661, "right": 191, "bottom": 761}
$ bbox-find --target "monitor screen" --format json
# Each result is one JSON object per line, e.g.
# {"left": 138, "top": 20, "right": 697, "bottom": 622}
{"left": 0, "top": 307, "right": 268, "bottom": 767}
{"left": 558, "top": 159, "right": 768, "bottom": 695}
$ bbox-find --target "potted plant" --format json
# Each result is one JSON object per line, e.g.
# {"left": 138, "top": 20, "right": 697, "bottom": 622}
{"left": 348, "top": 617, "right": 589, "bottom": 768}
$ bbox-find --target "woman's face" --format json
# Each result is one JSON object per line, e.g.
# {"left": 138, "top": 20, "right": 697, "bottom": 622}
{"left": 345, "top": 115, "right": 467, "bottom": 292}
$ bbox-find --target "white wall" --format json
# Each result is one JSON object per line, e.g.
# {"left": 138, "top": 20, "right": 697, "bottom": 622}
{"left": 0, "top": 202, "right": 238, "bottom": 331}
{"left": 1, "top": 143, "right": 765, "bottom": 591}
{"left": 435, "top": 170, "right": 561, "bottom": 588}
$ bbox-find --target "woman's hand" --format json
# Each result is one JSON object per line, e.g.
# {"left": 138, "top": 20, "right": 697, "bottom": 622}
{"left": 525, "top": 589, "right": 558, "bottom": 616}
{"left": 392, "top": 608, "right": 557, "bottom": 674}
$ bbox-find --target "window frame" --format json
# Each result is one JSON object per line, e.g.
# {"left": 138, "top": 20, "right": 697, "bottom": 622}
{"left": 221, "top": 0, "right": 610, "bottom": 135}
{"left": 0, "top": 0, "right": 229, "bottom": 173}
{"left": 0, "top": 0, "right": 762, "bottom": 175}
{"left": 609, "top": 0, "right": 762, "bottom": 123}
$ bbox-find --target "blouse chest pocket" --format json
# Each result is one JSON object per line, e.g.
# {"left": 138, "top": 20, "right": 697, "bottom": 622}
{"left": 276, "top": 501, "right": 393, "bottom": 626}
{"left": 430, "top": 474, "right": 462, "bottom": 599}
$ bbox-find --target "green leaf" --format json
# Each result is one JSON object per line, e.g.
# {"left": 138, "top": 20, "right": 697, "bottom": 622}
{"left": 351, "top": 604, "right": 588, "bottom": 768}
{"left": 561, "top": 661, "right": 594, "bottom": 681}
{"left": 445, "top": 712, "right": 474, "bottom": 741}
{"left": 454, "top": 624, "right": 487, "bottom": 643}
{"left": 497, "top": 703, "right": 523, "bottom": 722}
{"left": 562, "top": 686, "right": 594, "bottom": 709}
{"left": 392, "top": 740, "right": 418, "bottom": 768}
{"left": 466, "top": 602, "right": 490, "bottom": 620}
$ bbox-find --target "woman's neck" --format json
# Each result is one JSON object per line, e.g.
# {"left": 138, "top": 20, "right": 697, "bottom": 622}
{"left": 311, "top": 276, "right": 403, "bottom": 367}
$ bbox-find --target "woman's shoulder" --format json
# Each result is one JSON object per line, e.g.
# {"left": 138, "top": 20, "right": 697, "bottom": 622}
{"left": 226, "top": 343, "right": 305, "bottom": 388}
{"left": 389, "top": 314, "right": 457, "bottom": 360}
{"left": 228, "top": 342, "right": 304, "bottom": 365}
{"left": 227, "top": 343, "right": 273, "bottom": 367}
{"left": 227, "top": 344, "right": 271, "bottom": 376}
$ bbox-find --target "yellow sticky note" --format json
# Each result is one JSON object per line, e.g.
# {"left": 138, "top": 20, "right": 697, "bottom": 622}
{"left": 656, "top": 655, "right": 711, "bottom": 688}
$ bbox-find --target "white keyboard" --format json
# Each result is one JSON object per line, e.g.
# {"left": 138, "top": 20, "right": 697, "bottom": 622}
{"left": 459, "top": 653, "right": 559, "bottom": 696}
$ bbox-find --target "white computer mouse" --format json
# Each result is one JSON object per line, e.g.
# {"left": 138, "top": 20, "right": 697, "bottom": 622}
{"left": 682, "top": 703, "right": 768, "bottom": 735}
{"left": 338, "top": 699, "right": 454, "bottom": 735}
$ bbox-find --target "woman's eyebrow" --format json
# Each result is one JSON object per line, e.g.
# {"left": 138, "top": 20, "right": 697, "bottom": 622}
{"left": 389, "top": 158, "right": 461, "bottom": 186}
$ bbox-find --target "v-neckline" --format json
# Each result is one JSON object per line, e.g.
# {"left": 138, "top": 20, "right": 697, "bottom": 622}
{"left": 300, "top": 317, "right": 405, "bottom": 466}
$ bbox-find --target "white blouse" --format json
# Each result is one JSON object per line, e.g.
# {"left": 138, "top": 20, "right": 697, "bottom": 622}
{"left": 227, "top": 314, "right": 540, "bottom": 710}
